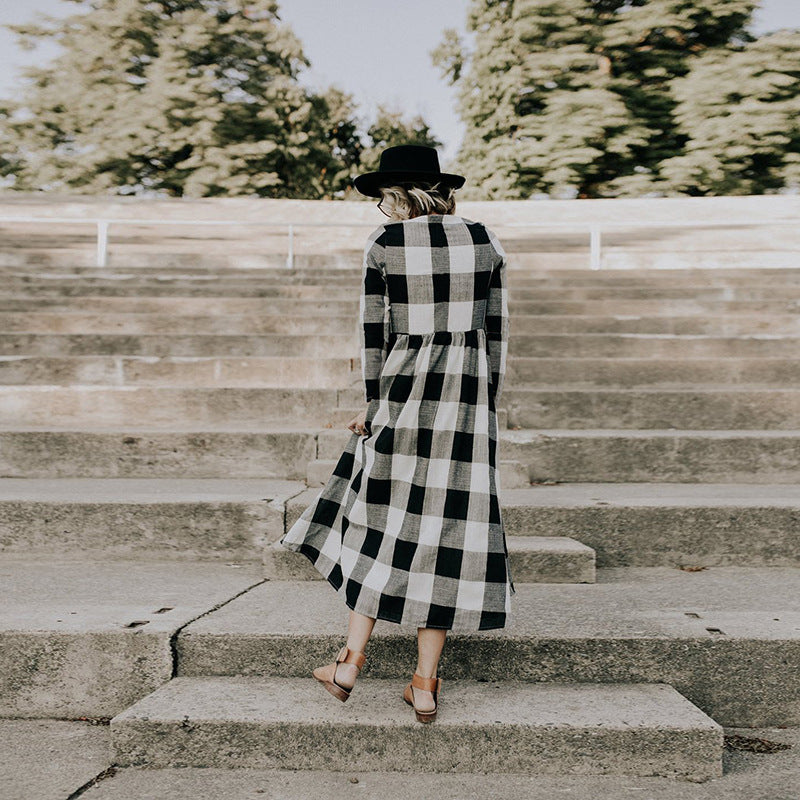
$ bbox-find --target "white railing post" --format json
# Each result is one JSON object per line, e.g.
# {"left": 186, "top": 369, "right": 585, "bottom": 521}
{"left": 96, "top": 220, "right": 109, "bottom": 267}
{"left": 286, "top": 224, "right": 294, "bottom": 269}
{"left": 589, "top": 224, "right": 601, "bottom": 270}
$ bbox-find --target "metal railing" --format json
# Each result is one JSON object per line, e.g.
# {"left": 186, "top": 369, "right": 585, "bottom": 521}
{"left": 0, "top": 215, "right": 796, "bottom": 270}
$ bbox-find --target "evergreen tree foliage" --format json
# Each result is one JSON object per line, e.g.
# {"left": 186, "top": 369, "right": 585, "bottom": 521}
{"left": 435, "top": 0, "right": 800, "bottom": 198}
{"left": 1, "top": 0, "right": 419, "bottom": 198}
{"left": 657, "top": 29, "right": 800, "bottom": 195}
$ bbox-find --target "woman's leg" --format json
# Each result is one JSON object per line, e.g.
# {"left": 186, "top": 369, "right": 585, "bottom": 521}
{"left": 412, "top": 626, "right": 447, "bottom": 711}
{"left": 335, "top": 609, "right": 376, "bottom": 689}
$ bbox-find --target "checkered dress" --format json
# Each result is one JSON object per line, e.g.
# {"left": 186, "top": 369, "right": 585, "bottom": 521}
{"left": 280, "top": 213, "right": 514, "bottom": 631}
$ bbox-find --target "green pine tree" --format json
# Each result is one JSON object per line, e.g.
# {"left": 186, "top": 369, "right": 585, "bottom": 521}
{"left": 656, "top": 29, "right": 800, "bottom": 195}
{"left": 435, "top": 0, "right": 798, "bottom": 198}
{"left": 1, "top": 0, "right": 355, "bottom": 197}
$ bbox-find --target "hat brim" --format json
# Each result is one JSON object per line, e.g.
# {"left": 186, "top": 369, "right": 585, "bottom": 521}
{"left": 353, "top": 170, "right": 466, "bottom": 198}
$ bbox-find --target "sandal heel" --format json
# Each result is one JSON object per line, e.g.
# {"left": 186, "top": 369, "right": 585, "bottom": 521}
{"left": 403, "top": 672, "right": 441, "bottom": 723}
{"left": 312, "top": 645, "right": 366, "bottom": 703}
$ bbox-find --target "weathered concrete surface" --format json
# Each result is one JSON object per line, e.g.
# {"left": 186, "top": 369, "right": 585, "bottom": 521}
{"left": 3, "top": 720, "right": 798, "bottom": 800}
{"left": 109, "top": 677, "right": 722, "bottom": 780}
{"left": 0, "top": 331, "right": 355, "bottom": 357}
{"left": 0, "top": 428, "right": 319, "bottom": 480}
{"left": 0, "top": 719, "right": 110, "bottom": 800}
{"left": 503, "top": 386, "right": 800, "bottom": 429}
{"left": 510, "top": 333, "right": 800, "bottom": 358}
{"left": 509, "top": 356, "right": 800, "bottom": 385}
{"left": 0, "top": 193, "right": 797, "bottom": 269}
{"left": 316, "top": 425, "right": 800, "bottom": 484}
{"left": 176, "top": 567, "right": 800, "bottom": 726}
{"left": 3, "top": 331, "right": 799, "bottom": 360}
{"left": 0, "top": 478, "right": 303, "bottom": 558}
{"left": 500, "top": 428, "right": 800, "bottom": 484}
{"left": 0, "top": 354, "right": 354, "bottom": 388}
{"left": 0, "top": 556, "right": 265, "bottom": 717}
{"left": 499, "top": 482, "right": 800, "bottom": 567}
{"left": 0, "top": 385, "right": 341, "bottom": 426}
{"left": 82, "top": 726, "right": 800, "bottom": 800}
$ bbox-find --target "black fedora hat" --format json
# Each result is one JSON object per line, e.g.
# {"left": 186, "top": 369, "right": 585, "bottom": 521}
{"left": 353, "top": 144, "right": 466, "bottom": 198}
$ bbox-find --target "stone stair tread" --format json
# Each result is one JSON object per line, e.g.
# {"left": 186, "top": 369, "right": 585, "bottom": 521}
{"left": 503, "top": 427, "right": 800, "bottom": 439}
{"left": 110, "top": 675, "right": 720, "bottom": 733}
{"left": 504, "top": 534, "right": 594, "bottom": 553}
{"left": 508, "top": 383, "right": 800, "bottom": 392}
{"left": 4, "top": 424, "right": 800, "bottom": 437}
{"left": 2, "top": 558, "right": 799, "bottom": 639}
{"left": 0, "top": 476, "right": 305, "bottom": 502}
{"left": 0, "top": 555, "right": 266, "bottom": 631}
{"left": 3, "top": 477, "right": 797, "bottom": 508}
{"left": 23, "top": 741, "right": 800, "bottom": 800}
{"left": 108, "top": 676, "right": 722, "bottom": 778}
{"left": 179, "top": 567, "right": 800, "bottom": 641}
{"left": 501, "top": 481, "right": 800, "bottom": 506}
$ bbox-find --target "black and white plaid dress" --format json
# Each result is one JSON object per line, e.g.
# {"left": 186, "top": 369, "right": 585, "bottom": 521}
{"left": 280, "top": 212, "right": 514, "bottom": 631}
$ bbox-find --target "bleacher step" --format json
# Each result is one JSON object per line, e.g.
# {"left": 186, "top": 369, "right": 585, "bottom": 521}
{"left": 108, "top": 675, "right": 722, "bottom": 780}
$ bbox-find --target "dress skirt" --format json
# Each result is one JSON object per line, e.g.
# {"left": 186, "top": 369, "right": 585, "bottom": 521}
{"left": 280, "top": 326, "right": 515, "bottom": 632}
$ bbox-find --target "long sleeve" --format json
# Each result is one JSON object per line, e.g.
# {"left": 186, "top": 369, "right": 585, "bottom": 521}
{"left": 359, "top": 229, "right": 389, "bottom": 403}
{"left": 485, "top": 230, "right": 509, "bottom": 404}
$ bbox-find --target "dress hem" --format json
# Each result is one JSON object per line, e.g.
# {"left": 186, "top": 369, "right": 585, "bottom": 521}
{"left": 280, "top": 537, "right": 512, "bottom": 633}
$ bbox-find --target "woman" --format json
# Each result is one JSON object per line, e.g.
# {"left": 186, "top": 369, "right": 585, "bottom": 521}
{"left": 280, "top": 144, "right": 513, "bottom": 723}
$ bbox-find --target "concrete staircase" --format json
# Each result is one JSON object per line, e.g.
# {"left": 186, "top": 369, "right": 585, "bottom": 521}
{"left": 3, "top": 251, "right": 800, "bottom": 796}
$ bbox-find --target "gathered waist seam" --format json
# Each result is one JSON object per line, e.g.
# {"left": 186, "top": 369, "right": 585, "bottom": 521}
{"left": 388, "top": 327, "right": 486, "bottom": 349}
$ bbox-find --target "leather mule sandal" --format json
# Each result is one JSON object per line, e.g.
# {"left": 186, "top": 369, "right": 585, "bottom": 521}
{"left": 403, "top": 672, "right": 442, "bottom": 723}
{"left": 312, "top": 644, "right": 367, "bottom": 702}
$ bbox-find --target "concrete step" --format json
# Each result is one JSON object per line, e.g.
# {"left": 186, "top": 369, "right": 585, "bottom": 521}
{"left": 4, "top": 354, "right": 800, "bottom": 388}
{"left": 0, "top": 332, "right": 356, "bottom": 357}
{"left": 2, "top": 479, "right": 796, "bottom": 568}
{"left": 0, "top": 355, "right": 355, "bottom": 387}
{"left": 18, "top": 425, "right": 799, "bottom": 484}
{"left": 2, "top": 307, "right": 800, "bottom": 335}
{"left": 0, "top": 386, "right": 343, "bottom": 426}
{"left": 175, "top": 567, "right": 800, "bottom": 726}
{"left": 0, "top": 478, "right": 303, "bottom": 560}
{"left": 2, "top": 426, "right": 796, "bottom": 484}
{"left": 5, "top": 719, "right": 800, "bottom": 800}
{"left": 5, "top": 289, "right": 800, "bottom": 311}
{"left": 0, "top": 554, "right": 267, "bottom": 717}
{"left": 510, "top": 357, "right": 800, "bottom": 386}
{"left": 3, "top": 332, "right": 800, "bottom": 359}
{"left": 3, "top": 555, "right": 799, "bottom": 726}
{"left": 513, "top": 334, "right": 800, "bottom": 358}
{"left": 0, "top": 385, "right": 504, "bottom": 428}
{"left": 0, "top": 310, "right": 357, "bottom": 334}
{"left": 0, "top": 426, "right": 320, "bottom": 480}
{"left": 4, "top": 266, "right": 800, "bottom": 288}
{"left": 265, "top": 534, "right": 597, "bottom": 584}
{"left": 500, "top": 428, "right": 800, "bottom": 483}
{"left": 5, "top": 262, "right": 800, "bottom": 282}
{"left": 5, "top": 286, "right": 800, "bottom": 308}
{"left": 501, "top": 386, "right": 800, "bottom": 428}
{"left": 108, "top": 675, "right": 722, "bottom": 779}
{"left": 314, "top": 425, "right": 800, "bottom": 483}
{"left": 497, "top": 482, "right": 800, "bottom": 567}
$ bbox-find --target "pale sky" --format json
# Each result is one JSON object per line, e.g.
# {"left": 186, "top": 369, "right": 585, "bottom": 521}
{"left": 0, "top": 0, "right": 797, "bottom": 168}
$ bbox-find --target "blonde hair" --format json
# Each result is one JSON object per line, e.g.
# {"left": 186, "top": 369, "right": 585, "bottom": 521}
{"left": 378, "top": 181, "right": 457, "bottom": 220}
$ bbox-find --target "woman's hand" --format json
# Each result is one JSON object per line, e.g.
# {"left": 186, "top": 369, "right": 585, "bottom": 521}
{"left": 347, "top": 406, "right": 369, "bottom": 436}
